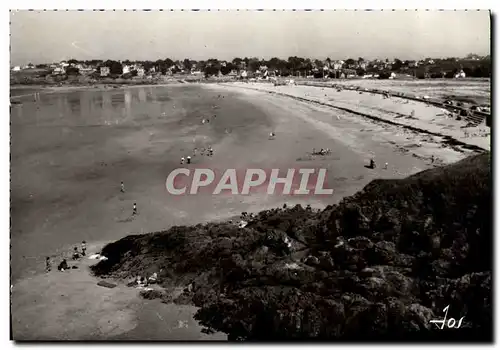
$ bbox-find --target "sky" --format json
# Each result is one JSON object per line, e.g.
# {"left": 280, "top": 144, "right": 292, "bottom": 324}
{"left": 10, "top": 10, "right": 491, "bottom": 65}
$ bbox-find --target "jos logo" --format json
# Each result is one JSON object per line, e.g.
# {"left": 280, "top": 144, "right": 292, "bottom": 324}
{"left": 429, "top": 305, "right": 465, "bottom": 330}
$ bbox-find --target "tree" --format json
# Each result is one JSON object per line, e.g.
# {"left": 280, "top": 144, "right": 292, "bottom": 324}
{"left": 287, "top": 56, "right": 305, "bottom": 74}
{"left": 314, "top": 59, "right": 323, "bottom": 69}
{"left": 66, "top": 67, "right": 80, "bottom": 75}
{"left": 232, "top": 57, "right": 243, "bottom": 70}
{"left": 220, "top": 65, "right": 232, "bottom": 75}
{"left": 207, "top": 58, "right": 221, "bottom": 71}
{"left": 356, "top": 68, "right": 366, "bottom": 77}
{"left": 183, "top": 59, "right": 192, "bottom": 71}
{"left": 204, "top": 65, "right": 219, "bottom": 77}
{"left": 344, "top": 58, "right": 356, "bottom": 68}
{"left": 68, "top": 59, "right": 79, "bottom": 65}
{"left": 198, "top": 60, "right": 207, "bottom": 71}
{"left": 164, "top": 58, "right": 174, "bottom": 68}
{"left": 248, "top": 58, "right": 261, "bottom": 73}
{"left": 143, "top": 61, "right": 154, "bottom": 73}
{"left": 267, "top": 57, "right": 287, "bottom": 72}
{"left": 303, "top": 58, "right": 313, "bottom": 74}
{"left": 104, "top": 60, "right": 123, "bottom": 75}
{"left": 392, "top": 59, "right": 403, "bottom": 71}
{"left": 358, "top": 57, "right": 365, "bottom": 63}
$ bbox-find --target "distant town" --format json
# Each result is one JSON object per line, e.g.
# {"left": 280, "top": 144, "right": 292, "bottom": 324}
{"left": 11, "top": 53, "right": 490, "bottom": 85}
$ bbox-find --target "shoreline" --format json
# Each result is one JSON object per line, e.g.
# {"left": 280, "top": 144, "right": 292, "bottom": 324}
{"left": 219, "top": 82, "right": 490, "bottom": 152}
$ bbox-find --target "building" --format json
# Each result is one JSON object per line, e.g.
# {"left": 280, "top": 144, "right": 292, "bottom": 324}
{"left": 52, "top": 67, "right": 65, "bottom": 75}
{"left": 455, "top": 70, "right": 466, "bottom": 79}
{"left": 122, "top": 65, "right": 131, "bottom": 74}
{"left": 136, "top": 68, "right": 145, "bottom": 78}
{"left": 332, "top": 62, "right": 342, "bottom": 70}
{"left": 11, "top": 66, "right": 21, "bottom": 71}
{"left": 100, "top": 66, "right": 110, "bottom": 77}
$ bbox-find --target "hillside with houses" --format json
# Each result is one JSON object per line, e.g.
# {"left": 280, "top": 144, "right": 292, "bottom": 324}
{"left": 10, "top": 54, "right": 491, "bottom": 85}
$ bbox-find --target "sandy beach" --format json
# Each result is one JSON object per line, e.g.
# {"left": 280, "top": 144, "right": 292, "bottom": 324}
{"left": 10, "top": 82, "right": 488, "bottom": 340}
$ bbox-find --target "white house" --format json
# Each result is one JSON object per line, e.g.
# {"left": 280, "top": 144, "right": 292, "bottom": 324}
{"left": 455, "top": 70, "right": 466, "bottom": 79}
{"left": 122, "top": 65, "right": 131, "bottom": 74}
{"left": 100, "top": 66, "right": 110, "bottom": 77}
{"left": 52, "top": 67, "right": 65, "bottom": 75}
{"left": 332, "top": 62, "right": 342, "bottom": 70}
{"left": 136, "top": 68, "right": 145, "bottom": 77}
{"left": 11, "top": 66, "right": 21, "bottom": 71}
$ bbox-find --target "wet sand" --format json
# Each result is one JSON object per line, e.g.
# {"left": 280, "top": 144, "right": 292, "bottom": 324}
{"left": 10, "top": 83, "right": 483, "bottom": 340}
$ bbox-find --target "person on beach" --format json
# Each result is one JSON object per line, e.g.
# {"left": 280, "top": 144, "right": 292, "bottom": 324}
{"left": 133, "top": 202, "right": 138, "bottom": 216}
{"left": 180, "top": 157, "right": 185, "bottom": 164}
{"left": 72, "top": 247, "right": 80, "bottom": 260}
{"left": 370, "top": 159, "right": 376, "bottom": 169}
{"left": 186, "top": 156, "right": 191, "bottom": 164}
{"left": 45, "top": 257, "right": 51, "bottom": 272}
{"left": 58, "top": 259, "right": 69, "bottom": 272}
{"left": 120, "top": 181, "right": 125, "bottom": 193}
{"left": 384, "top": 162, "right": 389, "bottom": 169}
{"left": 81, "top": 241, "right": 87, "bottom": 256}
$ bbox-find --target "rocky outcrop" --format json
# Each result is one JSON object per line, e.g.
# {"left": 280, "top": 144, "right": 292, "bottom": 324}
{"left": 91, "top": 152, "right": 491, "bottom": 341}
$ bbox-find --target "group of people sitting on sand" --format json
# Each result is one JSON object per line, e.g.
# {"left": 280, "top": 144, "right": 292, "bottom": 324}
{"left": 45, "top": 241, "right": 87, "bottom": 273}
{"left": 312, "top": 148, "right": 331, "bottom": 156}
{"left": 181, "top": 146, "right": 214, "bottom": 164}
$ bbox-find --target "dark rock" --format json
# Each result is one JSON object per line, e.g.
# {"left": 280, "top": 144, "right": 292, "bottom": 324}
{"left": 89, "top": 153, "right": 491, "bottom": 341}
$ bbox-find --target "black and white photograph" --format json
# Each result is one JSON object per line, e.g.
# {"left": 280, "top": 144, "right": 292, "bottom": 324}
{"left": 8, "top": 7, "right": 492, "bottom": 342}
